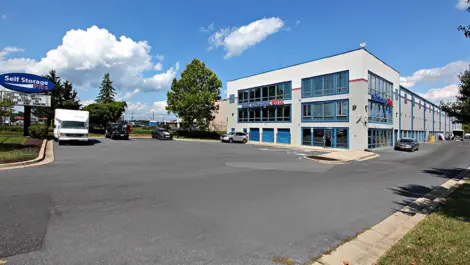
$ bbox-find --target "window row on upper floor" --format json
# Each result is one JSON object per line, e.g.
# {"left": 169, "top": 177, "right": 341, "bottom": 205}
{"left": 302, "top": 100, "right": 348, "bottom": 122}
{"left": 238, "top": 81, "right": 292, "bottom": 103}
{"left": 237, "top": 105, "right": 291, "bottom": 123}
{"left": 368, "top": 72, "right": 393, "bottom": 99}
{"left": 301, "top": 71, "right": 349, "bottom": 98}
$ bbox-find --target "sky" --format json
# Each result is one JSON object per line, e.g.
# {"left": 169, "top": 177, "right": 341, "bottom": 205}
{"left": 1, "top": 0, "right": 469, "bottom": 120}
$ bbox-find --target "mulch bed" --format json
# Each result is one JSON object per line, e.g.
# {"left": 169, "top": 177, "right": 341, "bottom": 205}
{"left": 0, "top": 138, "right": 43, "bottom": 164}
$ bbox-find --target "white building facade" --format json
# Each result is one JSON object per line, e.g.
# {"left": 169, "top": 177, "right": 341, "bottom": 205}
{"left": 225, "top": 48, "right": 460, "bottom": 150}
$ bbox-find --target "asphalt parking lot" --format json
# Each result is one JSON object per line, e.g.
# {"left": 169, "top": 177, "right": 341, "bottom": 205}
{"left": 1, "top": 139, "right": 469, "bottom": 264}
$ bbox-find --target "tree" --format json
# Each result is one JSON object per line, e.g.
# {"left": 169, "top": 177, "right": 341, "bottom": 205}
{"left": 458, "top": 0, "right": 470, "bottom": 37}
{"left": 61, "top": 81, "right": 81, "bottom": 110}
{"left": 96, "top": 73, "right": 116, "bottom": 104}
{"left": 440, "top": 67, "right": 470, "bottom": 123}
{"left": 32, "top": 70, "right": 81, "bottom": 126}
{"left": 166, "top": 59, "right": 222, "bottom": 131}
{"left": 0, "top": 94, "right": 15, "bottom": 129}
{"left": 83, "top": 101, "right": 127, "bottom": 128}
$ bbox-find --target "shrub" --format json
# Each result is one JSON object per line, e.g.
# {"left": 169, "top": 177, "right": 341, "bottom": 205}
{"left": 28, "top": 124, "right": 49, "bottom": 139}
{"left": 131, "top": 128, "right": 153, "bottom": 134}
{"left": 171, "top": 130, "right": 223, "bottom": 139}
{"left": 0, "top": 125, "right": 23, "bottom": 132}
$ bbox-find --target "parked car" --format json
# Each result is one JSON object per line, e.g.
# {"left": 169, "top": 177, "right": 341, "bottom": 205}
{"left": 220, "top": 132, "right": 248, "bottom": 143}
{"left": 394, "top": 138, "right": 419, "bottom": 152}
{"left": 464, "top": 133, "right": 470, "bottom": 139}
{"left": 105, "top": 122, "right": 129, "bottom": 140}
{"left": 152, "top": 128, "right": 173, "bottom": 140}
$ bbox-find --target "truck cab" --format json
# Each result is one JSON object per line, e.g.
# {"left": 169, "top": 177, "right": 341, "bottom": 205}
{"left": 54, "top": 109, "right": 89, "bottom": 145}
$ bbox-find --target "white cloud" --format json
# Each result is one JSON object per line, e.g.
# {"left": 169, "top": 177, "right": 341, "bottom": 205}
{"left": 150, "top": 100, "right": 168, "bottom": 114}
{"left": 80, "top": 99, "right": 95, "bottom": 107}
{"left": 208, "top": 17, "right": 284, "bottom": 58}
{"left": 419, "top": 84, "right": 459, "bottom": 102}
{"left": 0, "top": 46, "right": 24, "bottom": 59}
{"left": 296, "top": 20, "right": 301, "bottom": 26}
{"left": 125, "top": 100, "right": 169, "bottom": 120}
{"left": 154, "top": 62, "right": 163, "bottom": 71}
{"left": 1, "top": 15, "right": 6, "bottom": 20}
{"left": 155, "top": 54, "right": 164, "bottom": 62}
{"left": 0, "top": 26, "right": 179, "bottom": 93}
{"left": 400, "top": 60, "right": 469, "bottom": 88}
{"left": 456, "top": 0, "right": 470, "bottom": 10}
{"left": 120, "top": 88, "right": 140, "bottom": 100}
{"left": 200, "top": 23, "right": 215, "bottom": 33}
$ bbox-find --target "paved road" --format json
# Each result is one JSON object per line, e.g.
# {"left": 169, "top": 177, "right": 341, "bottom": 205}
{"left": 0, "top": 139, "right": 469, "bottom": 265}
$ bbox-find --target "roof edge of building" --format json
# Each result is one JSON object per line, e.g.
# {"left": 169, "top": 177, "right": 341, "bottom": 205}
{"left": 227, "top": 47, "right": 399, "bottom": 83}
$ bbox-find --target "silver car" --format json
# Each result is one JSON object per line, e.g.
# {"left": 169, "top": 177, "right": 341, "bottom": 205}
{"left": 220, "top": 132, "right": 248, "bottom": 143}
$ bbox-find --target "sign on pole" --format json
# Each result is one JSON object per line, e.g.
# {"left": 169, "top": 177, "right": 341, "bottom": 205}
{"left": 0, "top": 91, "right": 51, "bottom": 107}
{"left": 0, "top": 73, "right": 55, "bottom": 93}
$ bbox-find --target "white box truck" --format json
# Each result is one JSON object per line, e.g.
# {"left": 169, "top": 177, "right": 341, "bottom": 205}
{"left": 54, "top": 109, "right": 89, "bottom": 145}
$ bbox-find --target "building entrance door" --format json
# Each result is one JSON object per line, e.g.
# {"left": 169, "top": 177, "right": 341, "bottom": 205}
{"left": 325, "top": 129, "right": 332, "bottom": 147}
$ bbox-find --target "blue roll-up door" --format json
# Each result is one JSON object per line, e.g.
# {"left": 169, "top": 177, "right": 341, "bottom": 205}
{"left": 262, "top": 128, "right": 274, "bottom": 143}
{"left": 249, "top": 128, "right": 260, "bottom": 141}
{"left": 277, "top": 129, "right": 291, "bottom": 144}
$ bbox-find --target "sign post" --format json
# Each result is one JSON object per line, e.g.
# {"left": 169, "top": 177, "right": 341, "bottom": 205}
{"left": 0, "top": 73, "right": 55, "bottom": 136}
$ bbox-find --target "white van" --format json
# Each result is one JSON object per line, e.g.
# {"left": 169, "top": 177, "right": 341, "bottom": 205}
{"left": 54, "top": 109, "right": 89, "bottom": 145}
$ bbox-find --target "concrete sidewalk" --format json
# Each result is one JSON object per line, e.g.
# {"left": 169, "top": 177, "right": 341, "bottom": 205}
{"left": 312, "top": 150, "right": 377, "bottom": 162}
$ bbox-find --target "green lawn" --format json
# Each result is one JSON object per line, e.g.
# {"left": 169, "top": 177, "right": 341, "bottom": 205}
{"left": 0, "top": 132, "right": 38, "bottom": 163}
{"left": 0, "top": 132, "right": 26, "bottom": 145}
{"left": 378, "top": 180, "right": 470, "bottom": 265}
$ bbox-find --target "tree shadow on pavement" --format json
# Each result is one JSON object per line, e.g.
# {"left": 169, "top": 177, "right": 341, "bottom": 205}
{"left": 389, "top": 167, "right": 469, "bottom": 215}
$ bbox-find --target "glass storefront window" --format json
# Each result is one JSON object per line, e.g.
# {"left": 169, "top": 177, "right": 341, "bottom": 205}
{"left": 302, "top": 128, "right": 312, "bottom": 146}
{"left": 313, "top": 129, "right": 324, "bottom": 147}
{"left": 368, "top": 128, "right": 393, "bottom": 149}
{"left": 336, "top": 129, "right": 348, "bottom": 148}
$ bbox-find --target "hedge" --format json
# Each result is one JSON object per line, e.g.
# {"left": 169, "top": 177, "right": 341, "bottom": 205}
{"left": 28, "top": 124, "right": 49, "bottom": 139}
{"left": 171, "top": 130, "right": 224, "bottom": 139}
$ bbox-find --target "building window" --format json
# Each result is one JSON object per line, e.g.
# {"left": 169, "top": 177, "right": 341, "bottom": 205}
{"left": 336, "top": 128, "right": 348, "bottom": 148}
{"left": 404, "top": 94, "right": 408, "bottom": 104}
{"left": 368, "top": 72, "right": 393, "bottom": 98}
{"left": 302, "top": 127, "right": 348, "bottom": 149}
{"left": 238, "top": 81, "right": 291, "bottom": 104}
{"left": 336, "top": 101, "right": 348, "bottom": 121}
{"left": 229, "top": 94, "right": 235, "bottom": 104}
{"left": 237, "top": 105, "right": 291, "bottom": 123}
{"left": 302, "top": 104, "right": 311, "bottom": 119}
{"left": 238, "top": 90, "right": 249, "bottom": 103}
{"left": 301, "top": 71, "right": 349, "bottom": 98}
{"left": 302, "top": 128, "right": 312, "bottom": 145}
{"left": 368, "top": 100, "right": 393, "bottom": 124}
{"left": 368, "top": 129, "right": 393, "bottom": 149}
{"left": 302, "top": 100, "right": 348, "bottom": 122}
{"left": 277, "top": 105, "right": 291, "bottom": 121}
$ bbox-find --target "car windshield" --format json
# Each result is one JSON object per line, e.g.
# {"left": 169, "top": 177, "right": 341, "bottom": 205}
{"left": 399, "top": 139, "right": 414, "bottom": 143}
{"left": 61, "top": 121, "right": 86, "bottom": 129}
{"left": 112, "top": 124, "right": 125, "bottom": 131}
{"left": 227, "top": 132, "right": 235, "bottom": 135}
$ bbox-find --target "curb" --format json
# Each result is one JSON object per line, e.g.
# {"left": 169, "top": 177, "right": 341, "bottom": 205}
{"left": 311, "top": 169, "right": 469, "bottom": 265}
{"left": 0, "top": 140, "right": 54, "bottom": 170}
{"left": 247, "top": 142, "right": 345, "bottom": 153}
{"left": 173, "top": 138, "right": 219, "bottom": 143}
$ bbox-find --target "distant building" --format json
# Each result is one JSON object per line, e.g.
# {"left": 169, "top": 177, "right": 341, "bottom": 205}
{"left": 210, "top": 99, "right": 228, "bottom": 131}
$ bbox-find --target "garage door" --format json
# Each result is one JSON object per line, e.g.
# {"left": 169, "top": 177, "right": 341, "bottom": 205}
{"left": 277, "top": 129, "right": 290, "bottom": 144}
{"left": 262, "top": 128, "right": 274, "bottom": 143}
{"left": 249, "top": 128, "right": 260, "bottom": 141}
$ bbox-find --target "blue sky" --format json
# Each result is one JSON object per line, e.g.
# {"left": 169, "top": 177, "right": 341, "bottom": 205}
{"left": 1, "top": 0, "right": 469, "bottom": 119}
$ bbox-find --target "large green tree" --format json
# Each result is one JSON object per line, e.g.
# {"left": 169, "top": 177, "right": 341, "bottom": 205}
{"left": 83, "top": 101, "right": 127, "bottom": 128}
{"left": 441, "top": 68, "right": 470, "bottom": 123}
{"left": 441, "top": 4, "right": 470, "bottom": 123}
{"left": 166, "top": 59, "right": 222, "bottom": 130}
{"left": 96, "top": 73, "right": 116, "bottom": 103}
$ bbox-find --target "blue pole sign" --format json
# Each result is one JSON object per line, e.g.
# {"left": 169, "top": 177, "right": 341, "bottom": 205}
{"left": 0, "top": 73, "right": 55, "bottom": 93}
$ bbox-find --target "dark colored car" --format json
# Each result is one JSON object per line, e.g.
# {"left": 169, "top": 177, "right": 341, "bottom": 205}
{"left": 105, "top": 122, "right": 129, "bottom": 140}
{"left": 394, "top": 138, "right": 419, "bottom": 152}
{"left": 152, "top": 128, "right": 173, "bottom": 140}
